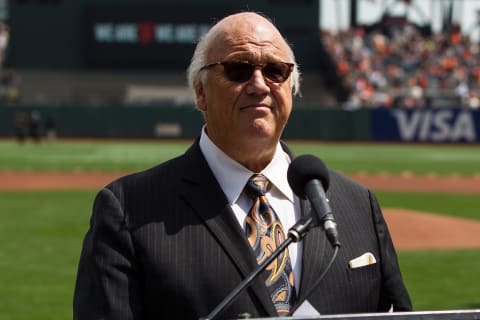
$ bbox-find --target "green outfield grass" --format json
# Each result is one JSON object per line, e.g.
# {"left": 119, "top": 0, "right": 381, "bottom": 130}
{"left": 0, "top": 140, "right": 191, "bottom": 173}
{"left": 0, "top": 140, "right": 479, "bottom": 175}
{"left": 0, "top": 190, "right": 96, "bottom": 320}
{"left": 399, "top": 250, "right": 480, "bottom": 310}
{"left": 0, "top": 190, "right": 479, "bottom": 319}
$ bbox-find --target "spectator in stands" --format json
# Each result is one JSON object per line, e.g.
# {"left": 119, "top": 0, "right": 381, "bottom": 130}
{"left": 0, "top": 69, "right": 21, "bottom": 102}
{"left": 44, "top": 115, "right": 56, "bottom": 142}
{"left": 28, "top": 110, "right": 41, "bottom": 143}
{"left": 14, "top": 111, "right": 28, "bottom": 144}
{"left": 0, "top": 22, "right": 20, "bottom": 103}
{"left": 0, "top": 21, "right": 9, "bottom": 68}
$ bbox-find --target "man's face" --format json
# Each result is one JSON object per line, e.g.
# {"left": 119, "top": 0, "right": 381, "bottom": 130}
{"left": 195, "top": 14, "right": 293, "bottom": 161}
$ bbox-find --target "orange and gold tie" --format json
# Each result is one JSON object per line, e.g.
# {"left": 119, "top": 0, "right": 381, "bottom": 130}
{"left": 244, "top": 174, "right": 296, "bottom": 316}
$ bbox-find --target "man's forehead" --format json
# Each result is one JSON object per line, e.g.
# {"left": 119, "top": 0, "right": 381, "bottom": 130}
{"left": 223, "top": 14, "right": 277, "bottom": 35}
{"left": 207, "top": 15, "right": 288, "bottom": 58}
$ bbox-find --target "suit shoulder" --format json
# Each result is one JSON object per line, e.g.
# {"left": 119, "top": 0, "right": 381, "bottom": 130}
{"left": 106, "top": 152, "right": 189, "bottom": 192}
{"left": 328, "top": 169, "right": 370, "bottom": 194}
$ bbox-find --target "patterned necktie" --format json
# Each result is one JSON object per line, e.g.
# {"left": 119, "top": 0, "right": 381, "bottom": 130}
{"left": 244, "top": 174, "right": 296, "bottom": 316}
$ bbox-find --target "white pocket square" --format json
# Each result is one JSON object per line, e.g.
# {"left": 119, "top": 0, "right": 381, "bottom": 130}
{"left": 348, "top": 252, "right": 377, "bottom": 269}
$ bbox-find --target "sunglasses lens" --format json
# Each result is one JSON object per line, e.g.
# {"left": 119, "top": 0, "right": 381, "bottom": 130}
{"left": 263, "top": 63, "right": 291, "bottom": 83}
{"left": 220, "top": 62, "right": 293, "bottom": 83}
{"left": 223, "top": 62, "right": 254, "bottom": 82}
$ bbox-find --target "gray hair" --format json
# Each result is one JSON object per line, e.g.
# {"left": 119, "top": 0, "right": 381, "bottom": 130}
{"left": 186, "top": 18, "right": 301, "bottom": 99}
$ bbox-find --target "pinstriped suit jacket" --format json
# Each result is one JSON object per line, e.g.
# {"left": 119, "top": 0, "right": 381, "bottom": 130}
{"left": 73, "top": 140, "right": 412, "bottom": 319}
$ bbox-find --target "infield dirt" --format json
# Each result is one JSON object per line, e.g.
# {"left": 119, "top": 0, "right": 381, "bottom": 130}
{"left": 1, "top": 171, "right": 479, "bottom": 250}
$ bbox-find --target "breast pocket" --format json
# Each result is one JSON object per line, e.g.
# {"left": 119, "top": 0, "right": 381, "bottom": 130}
{"left": 348, "top": 262, "right": 380, "bottom": 284}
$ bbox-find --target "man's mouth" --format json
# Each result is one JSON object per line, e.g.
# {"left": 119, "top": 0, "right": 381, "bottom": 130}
{"left": 240, "top": 103, "right": 272, "bottom": 111}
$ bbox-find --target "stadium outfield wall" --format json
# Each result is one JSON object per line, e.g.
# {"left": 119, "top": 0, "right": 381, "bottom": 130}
{"left": 1, "top": 105, "right": 479, "bottom": 143}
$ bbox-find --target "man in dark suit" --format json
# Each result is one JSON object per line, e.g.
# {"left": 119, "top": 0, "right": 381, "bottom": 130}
{"left": 74, "top": 11, "right": 412, "bottom": 319}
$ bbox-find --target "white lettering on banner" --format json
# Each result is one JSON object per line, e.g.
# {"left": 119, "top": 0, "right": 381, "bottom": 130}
{"left": 93, "top": 22, "right": 210, "bottom": 44}
{"left": 419, "top": 110, "right": 431, "bottom": 140}
{"left": 453, "top": 112, "right": 477, "bottom": 141}
{"left": 431, "top": 111, "right": 450, "bottom": 140}
{"left": 175, "top": 24, "right": 197, "bottom": 43}
{"left": 94, "top": 23, "right": 114, "bottom": 42}
{"left": 155, "top": 24, "right": 174, "bottom": 43}
{"left": 114, "top": 24, "right": 137, "bottom": 43}
{"left": 392, "top": 109, "right": 477, "bottom": 142}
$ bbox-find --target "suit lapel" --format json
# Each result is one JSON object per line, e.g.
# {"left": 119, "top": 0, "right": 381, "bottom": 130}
{"left": 298, "top": 199, "right": 328, "bottom": 302}
{"left": 178, "top": 141, "right": 277, "bottom": 316}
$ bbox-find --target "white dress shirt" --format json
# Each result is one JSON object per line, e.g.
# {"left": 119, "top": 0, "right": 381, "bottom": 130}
{"left": 199, "top": 127, "right": 303, "bottom": 294}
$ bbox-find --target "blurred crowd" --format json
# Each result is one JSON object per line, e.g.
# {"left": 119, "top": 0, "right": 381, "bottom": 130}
{"left": 14, "top": 110, "right": 56, "bottom": 144}
{"left": 0, "top": 21, "right": 20, "bottom": 103}
{"left": 322, "top": 22, "right": 480, "bottom": 109}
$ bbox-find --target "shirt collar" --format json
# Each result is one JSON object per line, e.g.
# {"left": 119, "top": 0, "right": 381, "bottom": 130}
{"left": 262, "top": 146, "right": 294, "bottom": 203}
{"left": 199, "top": 127, "right": 294, "bottom": 204}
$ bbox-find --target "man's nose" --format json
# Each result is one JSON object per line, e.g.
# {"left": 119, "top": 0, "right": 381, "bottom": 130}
{"left": 246, "top": 67, "right": 270, "bottom": 94}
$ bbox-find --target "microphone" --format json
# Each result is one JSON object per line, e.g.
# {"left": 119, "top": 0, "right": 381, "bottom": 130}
{"left": 287, "top": 154, "right": 340, "bottom": 248}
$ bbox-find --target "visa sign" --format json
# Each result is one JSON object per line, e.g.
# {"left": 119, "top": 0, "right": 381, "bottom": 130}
{"left": 372, "top": 108, "right": 479, "bottom": 143}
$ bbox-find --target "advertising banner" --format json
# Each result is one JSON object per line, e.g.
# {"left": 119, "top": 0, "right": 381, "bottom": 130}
{"left": 371, "top": 108, "right": 480, "bottom": 143}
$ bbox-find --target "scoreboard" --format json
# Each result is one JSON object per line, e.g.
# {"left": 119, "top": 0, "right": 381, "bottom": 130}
{"left": 8, "top": 0, "right": 321, "bottom": 70}
{"left": 84, "top": 5, "right": 235, "bottom": 68}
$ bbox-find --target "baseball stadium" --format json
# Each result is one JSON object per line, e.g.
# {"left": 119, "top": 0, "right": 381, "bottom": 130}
{"left": 0, "top": 0, "right": 479, "bottom": 319}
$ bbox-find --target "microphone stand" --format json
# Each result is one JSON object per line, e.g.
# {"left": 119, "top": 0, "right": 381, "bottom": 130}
{"left": 200, "top": 215, "right": 314, "bottom": 320}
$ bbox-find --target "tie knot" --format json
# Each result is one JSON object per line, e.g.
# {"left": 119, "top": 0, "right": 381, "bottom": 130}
{"left": 245, "top": 174, "right": 270, "bottom": 198}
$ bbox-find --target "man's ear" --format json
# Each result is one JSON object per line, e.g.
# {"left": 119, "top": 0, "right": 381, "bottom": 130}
{"left": 195, "top": 81, "right": 207, "bottom": 111}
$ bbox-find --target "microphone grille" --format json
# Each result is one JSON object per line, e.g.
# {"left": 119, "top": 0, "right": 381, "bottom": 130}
{"left": 287, "top": 154, "right": 330, "bottom": 199}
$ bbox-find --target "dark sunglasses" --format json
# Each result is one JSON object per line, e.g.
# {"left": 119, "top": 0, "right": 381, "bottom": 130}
{"left": 200, "top": 61, "right": 294, "bottom": 83}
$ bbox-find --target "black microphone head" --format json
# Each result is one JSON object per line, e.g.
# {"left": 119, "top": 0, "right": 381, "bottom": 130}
{"left": 287, "top": 154, "right": 330, "bottom": 199}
